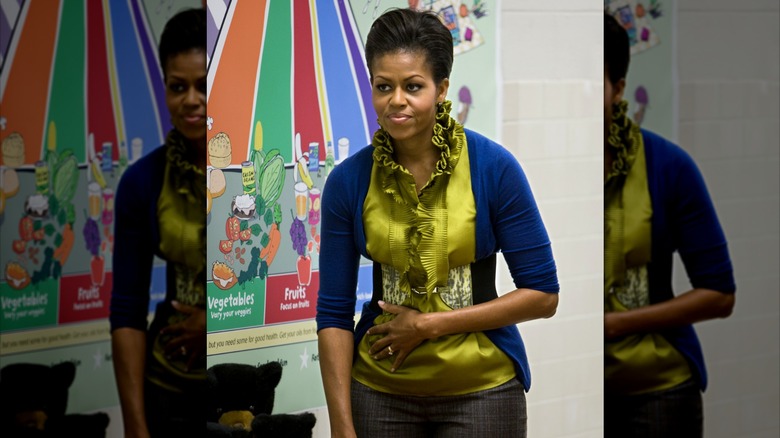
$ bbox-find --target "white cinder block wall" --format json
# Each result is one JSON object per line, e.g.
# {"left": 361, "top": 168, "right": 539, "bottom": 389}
{"left": 499, "top": 1, "right": 604, "bottom": 437}
{"left": 674, "top": 1, "right": 780, "bottom": 437}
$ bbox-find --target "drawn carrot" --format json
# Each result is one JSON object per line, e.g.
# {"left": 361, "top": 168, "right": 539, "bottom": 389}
{"left": 53, "top": 223, "right": 74, "bottom": 266}
{"left": 259, "top": 223, "right": 281, "bottom": 266}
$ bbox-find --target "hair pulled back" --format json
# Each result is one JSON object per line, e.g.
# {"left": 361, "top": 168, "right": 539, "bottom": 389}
{"left": 365, "top": 8, "right": 453, "bottom": 84}
{"left": 604, "top": 12, "right": 630, "bottom": 84}
{"left": 158, "top": 8, "right": 206, "bottom": 77}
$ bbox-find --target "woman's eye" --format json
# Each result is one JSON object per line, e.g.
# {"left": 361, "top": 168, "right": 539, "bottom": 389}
{"left": 168, "top": 83, "right": 185, "bottom": 93}
{"left": 406, "top": 83, "right": 422, "bottom": 92}
{"left": 376, "top": 84, "right": 391, "bottom": 92}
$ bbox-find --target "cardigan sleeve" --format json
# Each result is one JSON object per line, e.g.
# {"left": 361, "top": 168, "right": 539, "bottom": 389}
{"left": 667, "top": 147, "right": 735, "bottom": 293}
{"left": 315, "top": 160, "right": 362, "bottom": 332}
{"left": 109, "top": 152, "right": 159, "bottom": 331}
{"left": 489, "top": 145, "right": 559, "bottom": 293}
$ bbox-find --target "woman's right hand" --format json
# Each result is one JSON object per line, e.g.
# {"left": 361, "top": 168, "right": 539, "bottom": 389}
{"left": 366, "top": 300, "right": 430, "bottom": 372}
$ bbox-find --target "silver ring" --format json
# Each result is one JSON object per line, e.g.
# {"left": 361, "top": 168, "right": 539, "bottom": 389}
{"left": 387, "top": 346, "right": 393, "bottom": 356}
{"left": 180, "top": 346, "right": 187, "bottom": 356}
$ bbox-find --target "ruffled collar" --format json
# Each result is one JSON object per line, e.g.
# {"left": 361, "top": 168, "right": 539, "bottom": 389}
{"left": 165, "top": 129, "right": 206, "bottom": 203}
{"left": 369, "top": 100, "right": 465, "bottom": 294}
{"left": 371, "top": 100, "right": 465, "bottom": 189}
{"left": 606, "top": 100, "right": 643, "bottom": 180}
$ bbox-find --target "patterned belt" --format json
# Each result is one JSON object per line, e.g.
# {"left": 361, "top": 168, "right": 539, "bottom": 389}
{"left": 411, "top": 286, "right": 449, "bottom": 295}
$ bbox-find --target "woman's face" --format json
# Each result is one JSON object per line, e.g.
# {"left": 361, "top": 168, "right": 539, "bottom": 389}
{"left": 164, "top": 49, "right": 207, "bottom": 144}
{"left": 371, "top": 51, "right": 448, "bottom": 151}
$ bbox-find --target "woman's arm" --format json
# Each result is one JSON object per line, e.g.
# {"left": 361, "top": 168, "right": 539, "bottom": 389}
{"left": 111, "top": 327, "right": 150, "bottom": 438}
{"left": 318, "top": 327, "right": 357, "bottom": 438}
{"left": 604, "top": 288, "right": 734, "bottom": 340}
{"left": 368, "top": 289, "right": 557, "bottom": 371}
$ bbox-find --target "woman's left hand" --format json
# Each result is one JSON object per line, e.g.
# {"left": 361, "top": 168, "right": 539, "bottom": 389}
{"left": 367, "top": 301, "right": 429, "bottom": 372}
{"left": 161, "top": 300, "right": 207, "bottom": 371}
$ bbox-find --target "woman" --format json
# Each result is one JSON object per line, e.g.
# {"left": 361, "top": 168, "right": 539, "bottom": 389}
{"left": 109, "top": 8, "right": 207, "bottom": 437}
{"left": 316, "top": 8, "right": 559, "bottom": 437}
{"left": 603, "top": 12, "right": 735, "bottom": 437}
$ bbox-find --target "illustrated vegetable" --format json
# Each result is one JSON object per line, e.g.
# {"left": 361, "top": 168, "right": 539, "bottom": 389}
{"left": 259, "top": 223, "right": 281, "bottom": 266}
{"left": 5, "top": 261, "right": 31, "bottom": 290}
{"left": 226, "top": 216, "right": 240, "bottom": 241}
{"left": 12, "top": 240, "right": 26, "bottom": 254}
{"left": 257, "top": 150, "right": 285, "bottom": 206}
{"left": 19, "top": 216, "right": 33, "bottom": 241}
{"left": 239, "top": 229, "right": 252, "bottom": 242}
{"left": 53, "top": 223, "right": 75, "bottom": 266}
{"left": 52, "top": 152, "right": 79, "bottom": 204}
{"left": 219, "top": 240, "right": 233, "bottom": 254}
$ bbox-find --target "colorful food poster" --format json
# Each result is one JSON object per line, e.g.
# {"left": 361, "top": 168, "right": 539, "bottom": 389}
{"left": 0, "top": 1, "right": 200, "bottom": 432}
{"left": 606, "top": 0, "right": 674, "bottom": 138}
{"left": 205, "top": 0, "right": 500, "bottom": 416}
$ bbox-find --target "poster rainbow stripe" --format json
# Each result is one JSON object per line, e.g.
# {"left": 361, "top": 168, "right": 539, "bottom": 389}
{"left": 207, "top": 0, "right": 374, "bottom": 166}
{"left": 0, "top": 0, "right": 166, "bottom": 166}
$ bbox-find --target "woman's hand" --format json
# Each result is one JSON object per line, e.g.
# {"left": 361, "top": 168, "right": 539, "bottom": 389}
{"left": 366, "top": 301, "right": 430, "bottom": 372}
{"left": 160, "top": 301, "right": 206, "bottom": 371}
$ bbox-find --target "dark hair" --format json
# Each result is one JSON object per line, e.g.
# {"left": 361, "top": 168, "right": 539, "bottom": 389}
{"left": 604, "top": 12, "right": 630, "bottom": 84}
{"left": 365, "top": 8, "right": 453, "bottom": 84}
{"left": 158, "top": 8, "right": 206, "bottom": 77}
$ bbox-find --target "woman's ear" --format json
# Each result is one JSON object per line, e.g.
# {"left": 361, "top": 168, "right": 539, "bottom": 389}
{"left": 437, "top": 78, "right": 450, "bottom": 103}
{"left": 611, "top": 77, "right": 627, "bottom": 105}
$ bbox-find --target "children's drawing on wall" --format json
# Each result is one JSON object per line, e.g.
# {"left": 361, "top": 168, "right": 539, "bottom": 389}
{"left": 605, "top": 0, "right": 670, "bottom": 134}
{"left": 606, "top": 0, "right": 662, "bottom": 55}
{"left": 633, "top": 85, "right": 649, "bottom": 125}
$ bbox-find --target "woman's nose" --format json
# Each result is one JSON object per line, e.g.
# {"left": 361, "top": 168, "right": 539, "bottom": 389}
{"left": 390, "top": 88, "right": 405, "bottom": 106}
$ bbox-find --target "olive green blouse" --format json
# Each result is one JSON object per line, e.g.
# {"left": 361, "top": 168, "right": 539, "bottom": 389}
{"left": 604, "top": 116, "right": 691, "bottom": 395}
{"left": 352, "top": 108, "right": 515, "bottom": 396}
{"left": 147, "top": 130, "right": 207, "bottom": 392}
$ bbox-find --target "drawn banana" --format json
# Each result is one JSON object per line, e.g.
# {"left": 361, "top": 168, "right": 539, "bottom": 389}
{"left": 297, "top": 157, "right": 314, "bottom": 189}
{"left": 91, "top": 158, "right": 107, "bottom": 189}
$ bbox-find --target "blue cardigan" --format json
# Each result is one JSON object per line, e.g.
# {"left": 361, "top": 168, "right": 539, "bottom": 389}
{"left": 109, "top": 145, "right": 167, "bottom": 331}
{"left": 316, "top": 128, "right": 559, "bottom": 391}
{"left": 643, "top": 129, "right": 736, "bottom": 391}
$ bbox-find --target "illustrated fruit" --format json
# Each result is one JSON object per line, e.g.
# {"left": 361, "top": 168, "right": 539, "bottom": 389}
{"left": 296, "top": 255, "right": 311, "bottom": 286}
{"left": 219, "top": 240, "right": 233, "bottom": 254}
{"left": 5, "top": 262, "right": 31, "bottom": 290}
{"left": 296, "top": 158, "right": 314, "bottom": 189}
{"left": 32, "top": 228, "right": 45, "bottom": 241}
{"left": 239, "top": 229, "right": 251, "bottom": 241}
{"left": 226, "top": 216, "right": 240, "bottom": 241}
{"left": 91, "top": 255, "right": 105, "bottom": 286}
{"left": 91, "top": 158, "right": 107, "bottom": 189}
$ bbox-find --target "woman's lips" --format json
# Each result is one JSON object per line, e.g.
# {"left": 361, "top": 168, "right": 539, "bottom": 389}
{"left": 183, "top": 115, "right": 205, "bottom": 125}
{"left": 387, "top": 113, "right": 411, "bottom": 124}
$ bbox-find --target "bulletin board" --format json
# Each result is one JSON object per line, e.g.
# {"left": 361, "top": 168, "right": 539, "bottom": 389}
{"left": 205, "top": 0, "right": 499, "bottom": 414}
{"left": 0, "top": 0, "right": 201, "bottom": 420}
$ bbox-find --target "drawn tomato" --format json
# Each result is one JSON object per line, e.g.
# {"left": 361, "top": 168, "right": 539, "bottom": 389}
{"left": 239, "top": 229, "right": 251, "bottom": 241}
{"left": 219, "top": 240, "right": 233, "bottom": 254}
{"left": 19, "top": 216, "right": 33, "bottom": 241}
{"left": 226, "top": 216, "right": 240, "bottom": 241}
{"left": 12, "top": 240, "right": 26, "bottom": 254}
{"left": 32, "top": 228, "right": 45, "bottom": 241}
